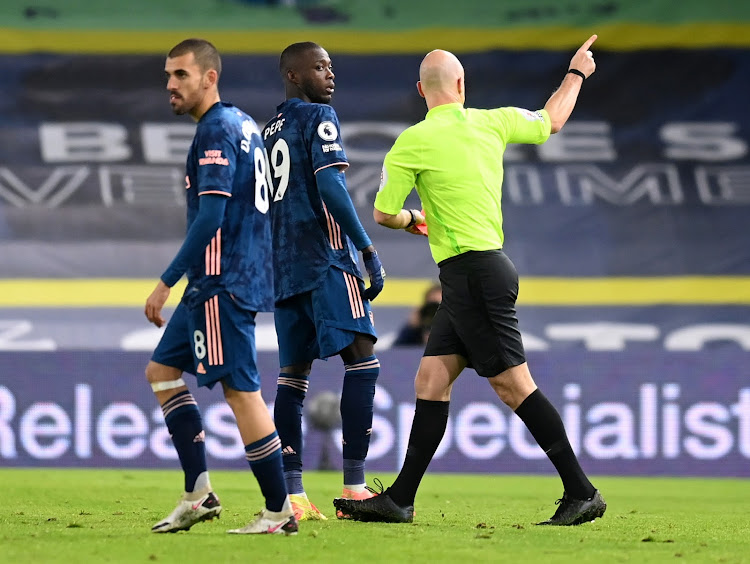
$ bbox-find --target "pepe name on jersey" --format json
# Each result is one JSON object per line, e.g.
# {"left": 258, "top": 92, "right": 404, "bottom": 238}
{"left": 261, "top": 98, "right": 356, "bottom": 302}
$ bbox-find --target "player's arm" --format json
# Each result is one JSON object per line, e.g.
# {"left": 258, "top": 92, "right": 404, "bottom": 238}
{"left": 160, "top": 120, "right": 236, "bottom": 287}
{"left": 316, "top": 164, "right": 372, "bottom": 251}
{"left": 316, "top": 164, "right": 385, "bottom": 300}
{"left": 146, "top": 119, "right": 237, "bottom": 326}
{"left": 145, "top": 194, "right": 227, "bottom": 327}
{"left": 160, "top": 194, "right": 227, "bottom": 288}
{"left": 308, "top": 107, "right": 374, "bottom": 250}
{"left": 544, "top": 34, "right": 597, "bottom": 134}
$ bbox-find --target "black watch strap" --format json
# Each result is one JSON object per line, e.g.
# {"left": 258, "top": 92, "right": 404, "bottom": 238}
{"left": 567, "top": 68, "right": 586, "bottom": 81}
{"left": 406, "top": 209, "right": 418, "bottom": 228}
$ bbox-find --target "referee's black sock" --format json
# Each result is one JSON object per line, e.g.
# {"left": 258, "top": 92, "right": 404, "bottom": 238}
{"left": 514, "top": 389, "right": 596, "bottom": 500}
{"left": 387, "top": 399, "right": 450, "bottom": 507}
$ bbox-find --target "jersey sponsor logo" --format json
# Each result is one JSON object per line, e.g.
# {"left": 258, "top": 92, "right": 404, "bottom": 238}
{"left": 513, "top": 107, "right": 545, "bottom": 122}
{"left": 317, "top": 121, "right": 338, "bottom": 141}
{"left": 198, "top": 149, "right": 229, "bottom": 166}
{"left": 321, "top": 142, "right": 342, "bottom": 153}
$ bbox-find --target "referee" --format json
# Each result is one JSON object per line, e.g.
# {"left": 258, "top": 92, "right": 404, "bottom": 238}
{"left": 335, "top": 35, "right": 606, "bottom": 526}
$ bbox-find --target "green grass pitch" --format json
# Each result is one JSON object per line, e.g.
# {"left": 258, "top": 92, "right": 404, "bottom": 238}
{"left": 3, "top": 468, "right": 749, "bottom": 563}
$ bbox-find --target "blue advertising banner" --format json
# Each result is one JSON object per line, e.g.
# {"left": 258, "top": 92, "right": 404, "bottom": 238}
{"left": 1, "top": 49, "right": 749, "bottom": 278}
{"left": 1, "top": 350, "right": 748, "bottom": 477}
{"left": 3, "top": 305, "right": 750, "bottom": 351}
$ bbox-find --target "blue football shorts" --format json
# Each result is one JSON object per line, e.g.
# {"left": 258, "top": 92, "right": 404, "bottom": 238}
{"left": 274, "top": 266, "right": 377, "bottom": 367}
{"left": 151, "top": 291, "right": 261, "bottom": 392}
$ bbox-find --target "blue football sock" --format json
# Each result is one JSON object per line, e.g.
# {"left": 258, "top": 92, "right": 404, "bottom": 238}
{"left": 284, "top": 470, "right": 304, "bottom": 496}
{"left": 343, "top": 459, "right": 366, "bottom": 487}
{"left": 161, "top": 390, "right": 207, "bottom": 493}
{"left": 275, "top": 372, "right": 308, "bottom": 492}
{"left": 341, "top": 355, "right": 379, "bottom": 485}
{"left": 245, "top": 431, "right": 288, "bottom": 513}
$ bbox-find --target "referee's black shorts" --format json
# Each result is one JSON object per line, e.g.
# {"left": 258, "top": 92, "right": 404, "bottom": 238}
{"left": 424, "top": 249, "right": 526, "bottom": 377}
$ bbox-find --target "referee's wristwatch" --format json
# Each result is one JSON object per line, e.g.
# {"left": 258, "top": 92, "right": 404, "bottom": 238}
{"left": 406, "top": 209, "right": 419, "bottom": 228}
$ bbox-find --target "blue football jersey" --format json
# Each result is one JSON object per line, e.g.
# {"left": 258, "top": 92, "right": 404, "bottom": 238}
{"left": 262, "top": 98, "right": 362, "bottom": 302}
{"left": 183, "top": 101, "right": 274, "bottom": 312}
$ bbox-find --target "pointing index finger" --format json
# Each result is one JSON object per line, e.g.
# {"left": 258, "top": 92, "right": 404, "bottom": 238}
{"left": 581, "top": 34, "right": 598, "bottom": 51}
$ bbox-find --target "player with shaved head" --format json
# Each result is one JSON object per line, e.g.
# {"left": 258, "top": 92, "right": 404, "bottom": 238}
{"left": 335, "top": 37, "right": 607, "bottom": 527}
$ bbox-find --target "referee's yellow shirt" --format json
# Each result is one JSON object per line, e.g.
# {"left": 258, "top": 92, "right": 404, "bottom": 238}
{"left": 375, "top": 103, "right": 551, "bottom": 265}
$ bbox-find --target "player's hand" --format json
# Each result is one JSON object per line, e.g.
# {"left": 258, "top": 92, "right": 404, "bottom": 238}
{"left": 405, "top": 209, "right": 427, "bottom": 237}
{"left": 569, "top": 34, "right": 597, "bottom": 79}
{"left": 145, "top": 280, "right": 170, "bottom": 328}
{"left": 361, "top": 250, "right": 386, "bottom": 301}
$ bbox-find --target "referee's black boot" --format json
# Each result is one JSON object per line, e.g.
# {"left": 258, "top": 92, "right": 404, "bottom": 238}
{"left": 333, "top": 490, "right": 414, "bottom": 523}
{"left": 536, "top": 490, "right": 606, "bottom": 526}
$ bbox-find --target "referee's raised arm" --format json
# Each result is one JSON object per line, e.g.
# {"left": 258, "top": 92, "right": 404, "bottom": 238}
{"left": 334, "top": 38, "right": 607, "bottom": 528}
{"left": 544, "top": 34, "right": 598, "bottom": 133}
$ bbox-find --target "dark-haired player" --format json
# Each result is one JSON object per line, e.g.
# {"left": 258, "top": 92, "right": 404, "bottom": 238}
{"left": 262, "top": 42, "right": 385, "bottom": 521}
{"left": 145, "top": 38, "right": 296, "bottom": 536}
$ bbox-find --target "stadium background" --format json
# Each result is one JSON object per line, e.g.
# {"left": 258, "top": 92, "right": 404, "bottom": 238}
{"left": 0, "top": 0, "right": 748, "bottom": 477}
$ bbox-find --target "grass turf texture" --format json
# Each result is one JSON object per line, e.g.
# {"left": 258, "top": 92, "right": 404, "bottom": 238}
{"left": 3, "top": 469, "right": 749, "bottom": 563}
